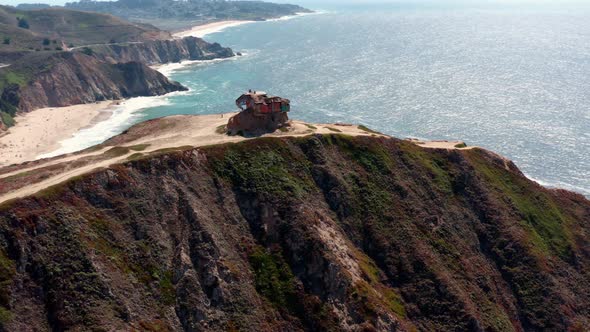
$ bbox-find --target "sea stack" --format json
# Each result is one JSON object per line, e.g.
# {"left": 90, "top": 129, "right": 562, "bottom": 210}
{"left": 227, "top": 91, "right": 291, "bottom": 135}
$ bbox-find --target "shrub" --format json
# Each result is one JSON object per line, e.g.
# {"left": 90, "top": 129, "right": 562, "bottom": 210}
{"left": 17, "top": 17, "right": 29, "bottom": 29}
{"left": 2, "top": 38, "right": 9, "bottom": 45}
{"left": 55, "top": 47, "right": 63, "bottom": 51}
{"left": 81, "top": 47, "right": 93, "bottom": 56}
{"left": 42, "top": 38, "right": 50, "bottom": 45}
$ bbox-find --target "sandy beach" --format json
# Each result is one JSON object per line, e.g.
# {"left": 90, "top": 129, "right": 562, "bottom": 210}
{"left": 0, "top": 101, "right": 118, "bottom": 167}
{"left": 173, "top": 20, "right": 255, "bottom": 39}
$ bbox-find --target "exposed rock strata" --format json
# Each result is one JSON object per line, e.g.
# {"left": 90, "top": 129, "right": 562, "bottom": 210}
{"left": 4, "top": 52, "right": 187, "bottom": 112}
{"left": 0, "top": 36, "right": 233, "bottom": 131}
{"left": 0, "top": 135, "right": 588, "bottom": 331}
{"left": 91, "top": 37, "right": 234, "bottom": 65}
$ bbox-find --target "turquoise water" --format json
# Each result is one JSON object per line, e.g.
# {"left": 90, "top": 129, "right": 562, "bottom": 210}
{"left": 71, "top": 4, "right": 590, "bottom": 196}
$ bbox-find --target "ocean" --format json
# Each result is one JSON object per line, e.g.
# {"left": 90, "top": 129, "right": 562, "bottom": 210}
{"left": 49, "top": 3, "right": 590, "bottom": 197}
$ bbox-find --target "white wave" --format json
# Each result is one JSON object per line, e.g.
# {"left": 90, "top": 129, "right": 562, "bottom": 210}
{"left": 524, "top": 173, "right": 590, "bottom": 197}
{"left": 36, "top": 94, "right": 176, "bottom": 159}
{"left": 155, "top": 55, "right": 244, "bottom": 77}
{"left": 265, "top": 11, "right": 325, "bottom": 22}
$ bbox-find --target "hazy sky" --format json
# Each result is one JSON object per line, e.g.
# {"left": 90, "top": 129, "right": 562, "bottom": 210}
{"left": 1, "top": 0, "right": 587, "bottom": 8}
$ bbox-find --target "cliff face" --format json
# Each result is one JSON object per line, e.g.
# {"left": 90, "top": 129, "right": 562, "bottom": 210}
{"left": 91, "top": 37, "right": 234, "bottom": 65}
{"left": 0, "top": 135, "right": 588, "bottom": 331}
{"left": 1, "top": 52, "right": 187, "bottom": 113}
{"left": 0, "top": 36, "right": 233, "bottom": 130}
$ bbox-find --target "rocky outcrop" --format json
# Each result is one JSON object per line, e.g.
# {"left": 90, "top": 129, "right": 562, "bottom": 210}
{"left": 90, "top": 37, "right": 234, "bottom": 65}
{"left": 2, "top": 52, "right": 187, "bottom": 113}
{"left": 0, "top": 135, "right": 588, "bottom": 331}
{"left": 227, "top": 108, "right": 289, "bottom": 135}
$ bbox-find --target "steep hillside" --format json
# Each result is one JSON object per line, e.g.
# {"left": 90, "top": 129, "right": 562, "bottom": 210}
{"left": 0, "top": 51, "right": 186, "bottom": 114}
{"left": 0, "top": 133, "right": 588, "bottom": 331}
{"left": 0, "top": 5, "right": 169, "bottom": 52}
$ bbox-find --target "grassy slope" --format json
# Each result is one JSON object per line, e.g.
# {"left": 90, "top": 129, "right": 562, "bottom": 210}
{"left": 0, "top": 5, "right": 169, "bottom": 52}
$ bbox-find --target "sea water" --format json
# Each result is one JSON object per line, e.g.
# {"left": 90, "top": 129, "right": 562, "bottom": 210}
{"left": 53, "top": 3, "right": 590, "bottom": 196}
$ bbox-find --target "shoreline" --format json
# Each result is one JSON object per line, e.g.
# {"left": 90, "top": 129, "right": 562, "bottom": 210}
{"left": 0, "top": 14, "right": 315, "bottom": 167}
{"left": 173, "top": 20, "right": 256, "bottom": 39}
{"left": 0, "top": 101, "right": 119, "bottom": 167}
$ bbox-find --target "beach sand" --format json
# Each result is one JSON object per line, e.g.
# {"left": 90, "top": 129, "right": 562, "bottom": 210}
{"left": 0, "top": 101, "right": 118, "bottom": 167}
{"left": 173, "top": 20, "right": 255, "bottom": 39}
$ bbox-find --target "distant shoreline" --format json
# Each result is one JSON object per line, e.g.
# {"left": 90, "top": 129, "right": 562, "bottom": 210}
{"left": 172, "top": 20, "right": 256, "bottom": 39}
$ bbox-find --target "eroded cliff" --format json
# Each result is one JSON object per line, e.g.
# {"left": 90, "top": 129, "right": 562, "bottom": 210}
{"left": 1, "top": 52, "right": 187, "bottom": 113}
{"left": 90, "top": 37, "right": 234, "bottom": 65}
{"left": 0, "top": 134, "right": 588, "bottom": 331}
{"left": 0, "top": 36, "right": 233, "bottom": 129}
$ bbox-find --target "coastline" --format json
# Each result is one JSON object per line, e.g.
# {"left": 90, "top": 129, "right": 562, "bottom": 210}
{"left": 173, "top": 20, "right": 255, "bottom": 39}
{"left": 0, "top": 13, "right": 311, "bottom": 168}
{"left": 0, "top": 101, "right": 118, "bottom": 167}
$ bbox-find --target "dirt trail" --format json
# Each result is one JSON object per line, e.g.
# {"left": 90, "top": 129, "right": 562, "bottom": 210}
{"left": 0, "top": 114, "right": 471, "bottom": 204}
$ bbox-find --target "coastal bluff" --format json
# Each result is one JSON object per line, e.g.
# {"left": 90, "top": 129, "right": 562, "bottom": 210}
{"left": 0, "top": 114, "right": 588, "bottom": 331}
{"left": 1, "top": 52, "right": 187, "bottom": 113}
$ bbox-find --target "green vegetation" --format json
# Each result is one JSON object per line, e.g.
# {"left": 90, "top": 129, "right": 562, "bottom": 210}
{"left": 2, "top": 37, "right": 9, "bottom": 45}
{"left": 127, "top": 153, "right": 144, "bottom": 161}
{"left": 17, "top": 17, "right": 29, "bottom": 29}
{"left": 158, "top": 270, "right": 175, "bottom": 305}
{"left": 2, "top": 71, "right": 27, "bottom": 87}
{"left": 466, "top": 149, "right": 573, "bottom": 259}
{"left": 149, "top": 145, "right": 194, "bottom": 156}
{"left": 0, "top": 112, "right": 14, "bottom": 127}
{"left": 215, "top": 124, "right": 227, "bottom": 135}
{"left": 399, "top": 142, "right": 453, "bottom": 193}
{"left": 356, "top": 252, "right": 406, "bottom": 318}
{"left": 42, "top": 38, "right": 50, "bottom": 46}
{"left": 0, "top": 249, "right": 15, "bottom": 325}
{"left": 358, "top": 125, "right": 381, "bottom": 134}
{"left": 454, "top": 142, "right": 467, "bottom": 148}
{"left": 249, "top": 246, "right": 297, "bottom": 310}
{"left": 104, "top": 146, "right": 131, "bottom": 157}
{"left": 326, "top": 127, "right": 342, "bottom": 133}
{"left": 81, "top": 47, "right": 93, "bottom": 56}
{"left": 208, "top": 139, "right": 313, "bottom": 199}
{"left": 128, "top": 143, "right": 150, "bottom": 152}
{"left": 304, "top": 123, "right": 317, "bottom": 130}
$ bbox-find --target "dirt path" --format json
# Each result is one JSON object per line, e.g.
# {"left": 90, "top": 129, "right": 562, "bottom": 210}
{"left": 0, "top": 114, "right": 471, "bottom": 205}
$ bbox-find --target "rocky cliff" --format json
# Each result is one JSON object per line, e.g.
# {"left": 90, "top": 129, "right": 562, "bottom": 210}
{"left": 1, "top": 52, "right": 187, "bottom": 113}
{"left": 0, "top": 134, "right": 588, "bottom": 331}
{"left": 90, "top": 37, "right": 234, "bottom": 65}
{"left": 0, "top": 36, "right": 233, "bottom": 131}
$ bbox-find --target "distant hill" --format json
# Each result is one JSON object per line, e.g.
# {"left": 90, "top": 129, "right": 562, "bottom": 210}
{"left": 0, "top": 5, "right": 170, "bottom": 52}
{"left": 65, "top": 0, "right": 312, "bottom": 30}
{"left": 15, "top": 3, "right": 51, "bottom": 10}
